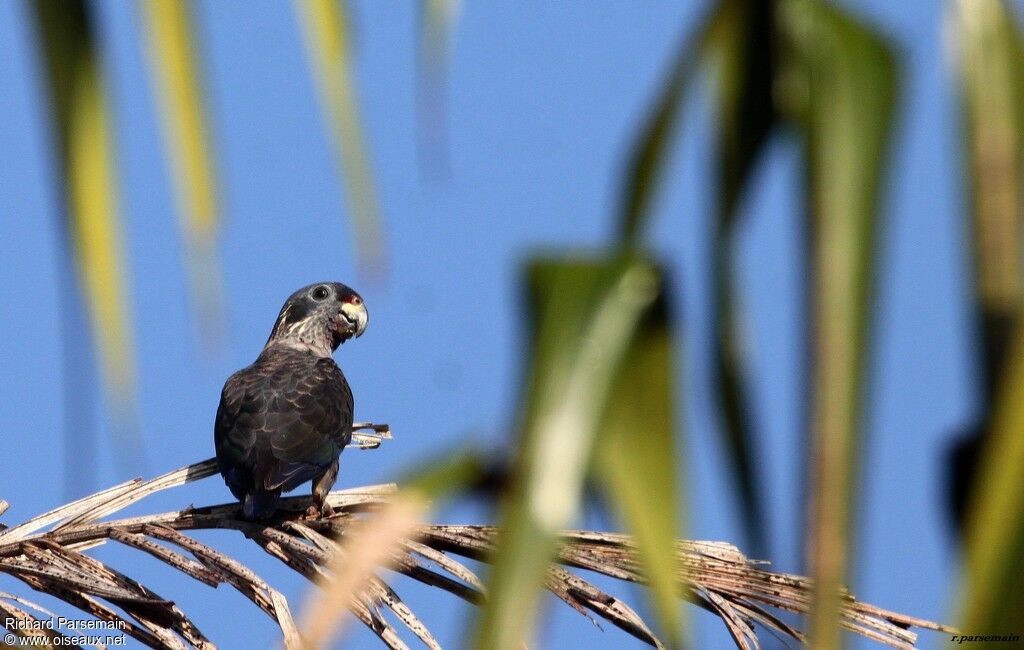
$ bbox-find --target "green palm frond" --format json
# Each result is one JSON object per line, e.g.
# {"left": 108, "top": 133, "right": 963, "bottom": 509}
{"left": 620, "top": 3, "right": 898, "bottom": 643}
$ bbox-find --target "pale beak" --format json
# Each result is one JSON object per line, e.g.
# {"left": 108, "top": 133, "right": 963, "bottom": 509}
{"left": 340, "top": 301, "right": 368, "bottom": 338}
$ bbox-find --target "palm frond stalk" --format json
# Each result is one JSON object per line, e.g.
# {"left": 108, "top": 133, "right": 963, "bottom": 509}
{"left": 0, "top": 456, "right": 953, "bottom": 650}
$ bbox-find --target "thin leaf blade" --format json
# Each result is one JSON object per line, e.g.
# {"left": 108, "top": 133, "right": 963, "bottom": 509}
{"left": 704, "top": 0, "right": 779, "bottom": 555}
{"left": 953, "top": 2, "right": 1024, "bottom": 638}
{"left": 779, "top": 1, "right": 898, "bottom": 645}
{"left": 961, "top": 323, "right": 1024, "bottom": 637}
{"left": 474, "top": 255, "right": 664, "bottom": 650}
{"left": 33, "top": 0, "right": 141, "bottom": 476}
{"left": 946, "top": 0, "right": 1024, "bottom": 536}
{"left": 295, "top": 0, "right": 386, "bottom": 276}
{"left": 618, "top": 34, "right": 696, "bottom": 243}
{"left": 140, "top": 0, "right": 225, "bottom": 346}
{"left": 593, "top": 283, "right": 682, "bottom": 647}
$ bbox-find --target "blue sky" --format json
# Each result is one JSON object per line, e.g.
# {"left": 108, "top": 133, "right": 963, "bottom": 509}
{"left": 1, "top": 1, "right": 973, "bottom": 648}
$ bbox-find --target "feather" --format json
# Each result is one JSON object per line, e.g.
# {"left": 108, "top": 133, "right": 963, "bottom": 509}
{"left": 215, "top": 313, "right": 356, "bottom": 519}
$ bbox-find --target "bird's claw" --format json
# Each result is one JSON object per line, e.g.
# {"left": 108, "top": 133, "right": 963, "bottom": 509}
{"left": 305, "top": 501, "right": 335, "bottom": 519}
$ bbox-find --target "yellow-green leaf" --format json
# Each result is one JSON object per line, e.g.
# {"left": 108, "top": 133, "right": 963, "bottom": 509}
{"left": 621, "top": 2, "right": 770, "bottom": 552}
{"left": 33, "top": 1, "right": 138, "bottom": 450}
{"left": 703, "top": 0, "right": 779, "bottom": 555}
{"left": 140, "top": 0, "right": 225, "bottom": 344}
{"left": 954, "top": 2, "right": 1024, "bottom": 639}
{"left": 295, "top": 0, "right": 385, "bottom": 276}
{"left": 954, "top": 0, "right": 1024, "bottom": 317}
{"left": 706, "top": 0, "right": 776, "bottom": 228}
{"left": 68, "top": 66, "right": 135, "bottom": 417}
{"left": 946, "top": 0, "right": 1024, "bottom": 537}
{"left": 593, "top": 283, "right": 682, "bottom": 647}
{"left": 961, "top": 320, "right": 1024, "bottom": 641}
{"left": 778, "top": 1, "right": 898, "bottom": 645}
{"left": 475, "top": 255, "right": 665, "bottom": 650}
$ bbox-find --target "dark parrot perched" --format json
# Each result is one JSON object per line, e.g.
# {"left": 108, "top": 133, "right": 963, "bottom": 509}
{"left": 214, "top": 282, "right": 368, "bottom": 520}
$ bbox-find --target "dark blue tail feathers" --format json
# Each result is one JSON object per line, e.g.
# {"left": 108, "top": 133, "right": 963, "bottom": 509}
{"left": 242, "top": 489, "right": 281, "bottom": 520}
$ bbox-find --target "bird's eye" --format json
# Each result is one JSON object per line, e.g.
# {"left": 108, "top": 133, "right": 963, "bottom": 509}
{"left": 312, "top": 286, "right": 330, "bottom": 301}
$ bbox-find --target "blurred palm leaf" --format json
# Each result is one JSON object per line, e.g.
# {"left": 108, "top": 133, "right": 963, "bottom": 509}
{"left": 961, "top": 321, "right": 1024, "bottom": 641}
{"left": 295, "top": 0, "right": 386, "bottom": 276}
{"left": 419, "top": 0, "right": 459, "bottom": 69}
{"left": 955, "top": 0, "right": 1024, "bottom": 319}
{"left": 704, "top": 0, "right": 778, "bottom": 555}
{"left": 416, "top": 0, "right": 460, "bottom": 178}
{"left": 592, "top": 278, "right": 682, "bottom": 646}
{"left": 778, "top": 2, "right": 897, "bottom": 645}
{"left": 946, "top": 0, "right": 1024, "bottom": 534}
{"left": 31, "top": 0, "right": 390, "bottom": 492}
{"left": 68, "top": 60, "right": 135, "bottom": 418}
{"left": 616, "top": 3, "right": 771, "bottom": 563}
{"left": 32, "top": 0, "right": 140, "bottom": 471}
{"left": 140, "top": 0, "right": 225, "bottom": 346}
{"left": 298, "top": 450, "right": 483, "bottom": 647}
{"left": 708, "top": 0, "right": 777, "bottom": 231}
{"left": 622, "top": 0, "right": 897, "bottom": 643}
{"left": 617, "top": 9, "right": 702, "bottom": 246}
{"left": 474, "top": 255, "right": 670, "bottom": 649}
{"left": 953, "top": 0, "right": 1024, "bottom": 640}
{"left": 620, "top": 0, "right": 780, "bottom": 555}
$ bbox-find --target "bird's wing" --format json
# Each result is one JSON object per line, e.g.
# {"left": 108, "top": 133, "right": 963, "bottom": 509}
{"left": 267, "top": 357, "right": 353, "bottom": 462}
{"left": 214, "top": 366, "right": 262, "bottom": 500}
{"left": 215, "top": 354, "right": 353, "bottom": 496}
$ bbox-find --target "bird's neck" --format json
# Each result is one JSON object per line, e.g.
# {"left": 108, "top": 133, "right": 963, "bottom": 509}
{"left": 265, "top": 322, "right": 335, "bottom": 358}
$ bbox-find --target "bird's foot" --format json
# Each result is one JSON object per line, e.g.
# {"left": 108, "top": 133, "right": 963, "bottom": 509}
{"left": 305, "top": 501, "right": 335, "bottom": 519}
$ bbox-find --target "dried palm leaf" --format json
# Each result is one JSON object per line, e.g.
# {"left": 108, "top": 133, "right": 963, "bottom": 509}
{"left": 0, "top": 457, "right": 954, "bottom": 649}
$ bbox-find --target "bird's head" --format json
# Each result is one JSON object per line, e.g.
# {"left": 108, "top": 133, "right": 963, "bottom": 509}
{"left": 266, "top": 282, "right": 368, "bottom": 356}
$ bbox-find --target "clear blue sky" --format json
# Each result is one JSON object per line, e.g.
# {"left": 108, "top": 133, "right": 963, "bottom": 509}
{"left": 0, "top": 1, "right": 972, "bottom": 648}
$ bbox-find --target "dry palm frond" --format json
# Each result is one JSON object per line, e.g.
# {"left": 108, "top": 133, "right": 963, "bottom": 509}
{"left": 0, "top": 456, "right": 954, "bottom": 650}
